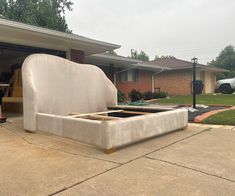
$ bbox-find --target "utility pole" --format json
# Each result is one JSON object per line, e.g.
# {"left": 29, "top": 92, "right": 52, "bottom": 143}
{"left": 191, "top": 57, "right": 198, "bottom": 109}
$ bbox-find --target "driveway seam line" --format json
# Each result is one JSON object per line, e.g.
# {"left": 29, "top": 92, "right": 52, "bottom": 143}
{"left": 49, "top": 164, "right": 123, "bottom": 196}
{"left": 2, "top": 124, "right": 122, "bottom": 164}
{"left": 145, "top": 156, "right": 235, "bottom": 183}
{"left": 142, "top": 128, "right": 212, "bottom": 157}
{"left": 1, "top": 125, "right": 121, "bottom": 165}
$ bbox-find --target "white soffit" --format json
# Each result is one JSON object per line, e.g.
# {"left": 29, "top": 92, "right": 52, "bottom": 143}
{"left": 87, "top": 53, "right": 170, "bottom": 71}
{"left": 87, "top": 53, "right": 141, "bottom": 64}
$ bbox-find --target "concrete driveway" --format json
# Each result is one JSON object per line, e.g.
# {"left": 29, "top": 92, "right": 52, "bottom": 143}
{"left": 1, "top": 115, "right": 235, "bottom": 195}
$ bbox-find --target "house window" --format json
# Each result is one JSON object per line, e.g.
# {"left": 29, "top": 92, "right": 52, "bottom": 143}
{"left": 120, "top": 69, "right": 138, "bottom": 82}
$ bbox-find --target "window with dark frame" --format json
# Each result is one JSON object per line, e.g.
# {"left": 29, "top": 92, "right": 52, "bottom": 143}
{"left": 120, "top": 69, "right": 138, "bottom": 82}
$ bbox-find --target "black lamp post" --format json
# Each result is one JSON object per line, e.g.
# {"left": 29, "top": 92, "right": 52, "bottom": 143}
{"left": 192, "top": 57, "right": 198, "bottom": 109}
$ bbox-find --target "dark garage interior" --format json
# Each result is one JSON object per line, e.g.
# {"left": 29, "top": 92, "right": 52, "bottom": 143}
{"left": 0, "top": 42, "right": 66, "bottom": 112}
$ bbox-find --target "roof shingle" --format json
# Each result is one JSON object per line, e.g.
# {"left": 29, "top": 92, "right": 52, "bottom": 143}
{"left": 151, "top": 58, "right": 227, "bottom": 72}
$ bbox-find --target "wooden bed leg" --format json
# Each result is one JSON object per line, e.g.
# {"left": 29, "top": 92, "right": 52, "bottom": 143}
{"left": 25, "top": 129, "right": 35, "bottom": 133}
{"left": 105, "top": 147, "right": 116, "bottom": 154}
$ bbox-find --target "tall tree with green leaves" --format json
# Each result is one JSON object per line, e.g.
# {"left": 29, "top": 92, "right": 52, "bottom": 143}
{"left": 209, "top": 45, "right": 235, "bottom": 80}
{"left": 0, "top": 0, "right": 73, "bottom": 33}
{"left": 209, "top": 45, "right": 235, "bottom": 70}
{"left": 131, "top": 50, "right": 149, "bottom": 61}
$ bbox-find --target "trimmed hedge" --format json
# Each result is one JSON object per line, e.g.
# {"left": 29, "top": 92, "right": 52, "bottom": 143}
{"left": 143, "top": 91, "right": 168, "bottom": 100}
{"left": 129, "top": 89, "right": 168, "bottom": 102}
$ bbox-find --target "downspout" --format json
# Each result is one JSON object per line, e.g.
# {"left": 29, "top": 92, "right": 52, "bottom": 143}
{"left": 151, "top": 69, "right": 165, "bottom": 93}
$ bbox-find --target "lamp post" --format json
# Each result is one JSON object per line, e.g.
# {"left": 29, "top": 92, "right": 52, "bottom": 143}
{"left": 192, "top": 57, "right": 198, "bottom": 109}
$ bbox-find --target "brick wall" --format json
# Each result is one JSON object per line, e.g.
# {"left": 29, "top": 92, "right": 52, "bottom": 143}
{"left": 154, "top": 69, "right": 192, "bottom": 95}
{"left": 70, "top": 49, "right": 85, "bottom": 64}
{"left": 116, "top": 70, "right": 153, "bottom": 98}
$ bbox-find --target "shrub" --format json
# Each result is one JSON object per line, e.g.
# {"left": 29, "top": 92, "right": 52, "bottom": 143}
{"left": 129, "top": 89, "right": 142, "bottom": 102}
{"left": 143, "top": 91, "right": 154, "bottom": 100}
{"left": 117, "top": 90, "right": 126, "bottom": 102}
{"left": 153, "top": 91, "right": 168, "bottom": 99}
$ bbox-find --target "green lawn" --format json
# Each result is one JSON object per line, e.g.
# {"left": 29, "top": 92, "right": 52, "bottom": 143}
{"left": 202, "top": 110, "right": 235, "bottom": 125}
{"left": 153, "top": 94, "right": 235, "bottom": 106}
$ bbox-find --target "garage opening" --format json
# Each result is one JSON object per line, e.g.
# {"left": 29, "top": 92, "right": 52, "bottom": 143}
{"left": 0, "top": 42, "right": 66, "bottom": 113}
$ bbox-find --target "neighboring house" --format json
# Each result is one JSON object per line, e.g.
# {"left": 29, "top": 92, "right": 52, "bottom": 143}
{"left": 150, "top": 58, "right": 227, "bottom": 95}
{"left": 86, "top": 54, "right": 227, "bottom": 97}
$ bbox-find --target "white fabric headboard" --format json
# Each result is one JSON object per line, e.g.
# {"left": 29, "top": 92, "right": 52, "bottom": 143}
{"left": 22, "top": 54, "right": 117, "bottom": 131}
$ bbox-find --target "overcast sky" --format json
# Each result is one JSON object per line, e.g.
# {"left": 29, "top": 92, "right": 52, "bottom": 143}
{"left": 66, "top": 0, "right": 235, "bottom": 64}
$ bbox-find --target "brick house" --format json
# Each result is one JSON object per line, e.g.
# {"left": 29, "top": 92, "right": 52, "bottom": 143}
{"left": 87, "top": 54, "right": 226, "bottom": 97}
{"left": 151, "top": 58, "right": 227, "bottom": 95}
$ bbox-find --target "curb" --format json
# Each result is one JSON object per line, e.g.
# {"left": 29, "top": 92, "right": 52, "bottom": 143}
{"left": 194, "top": 106, "right": 235, "bottom": 123}
{"left": 178, "top": 104, "right": 233, "bottom": 108}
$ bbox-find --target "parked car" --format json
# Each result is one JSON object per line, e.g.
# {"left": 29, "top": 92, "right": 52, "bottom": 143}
{"left": 216, "top": 77, "right": 235, "bottom": 94}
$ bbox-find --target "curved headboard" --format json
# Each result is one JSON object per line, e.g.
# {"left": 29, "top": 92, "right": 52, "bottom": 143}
{"left": 22, "top": 54, "right": 117, "bottom": 131}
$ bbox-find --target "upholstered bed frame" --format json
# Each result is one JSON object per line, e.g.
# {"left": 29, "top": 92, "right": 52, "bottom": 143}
{"left": 22, "top": 54, "right": 188, "bottom": 153}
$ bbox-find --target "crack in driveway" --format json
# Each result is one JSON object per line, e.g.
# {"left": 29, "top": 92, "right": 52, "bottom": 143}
{"left": 145, "top": 156, "right": 235, "bottom": 184}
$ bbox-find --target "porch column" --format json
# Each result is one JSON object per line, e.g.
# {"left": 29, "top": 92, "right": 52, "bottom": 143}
{"left": 109, "top": 63, "right": 115, "bottom": 83}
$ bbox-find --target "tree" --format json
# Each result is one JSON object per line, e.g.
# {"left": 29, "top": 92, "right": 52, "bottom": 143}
{"left": 0, "top": 0, "right": 73, "bottom": 33}
{"left": 131, "top": 50, "right": 149, "bottom": 61}
{"left": 216, "top": 73, "right": 226, "bottom": 80}
{"left": 209, "top": 45, "right": 235, "bottom": 70}
{"left": 209, "top": 45, "right": 235, "bottom": 80}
